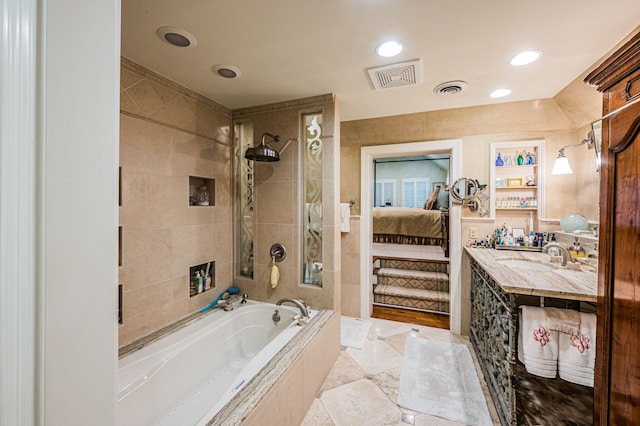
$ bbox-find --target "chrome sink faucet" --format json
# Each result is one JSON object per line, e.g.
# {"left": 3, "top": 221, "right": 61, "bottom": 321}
{"left": 543, "top": 242, "right": 575, "bottom": 266}
{"left": 275, "top": 298, "right": 310, "bottom": 318}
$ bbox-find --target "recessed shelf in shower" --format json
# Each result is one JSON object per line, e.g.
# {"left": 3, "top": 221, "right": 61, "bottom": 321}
{"left": 189, "top": 261, "right": 215, "bottom": 297}
{"left": 189, "top": 176, "right": 215, "bottom": 207}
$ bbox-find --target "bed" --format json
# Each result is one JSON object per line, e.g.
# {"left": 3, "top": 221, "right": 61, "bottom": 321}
{"left": 372, "top": 207, "right": 449, "bottom": 256}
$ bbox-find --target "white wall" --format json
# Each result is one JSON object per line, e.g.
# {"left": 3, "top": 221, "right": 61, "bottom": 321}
{"left": 44, "top": 0, "right": 120, "bottom": 423}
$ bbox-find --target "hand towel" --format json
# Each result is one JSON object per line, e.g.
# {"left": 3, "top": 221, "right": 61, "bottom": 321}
{"left": 270, "top": 264, "right": 280, "bottom": 288}
{"left": 340, "top": 203, "right": 351, "bottom": 233}
{"left": 519, "top": 306, "right": 559, "bottom": 378}
{"left": 546, "top": 307, "right": 581, "bottom": 335}
{"left": 558, "top": 312, "right": 596, "bottom": 387}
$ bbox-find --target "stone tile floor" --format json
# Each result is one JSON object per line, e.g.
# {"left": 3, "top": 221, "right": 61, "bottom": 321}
{"left": 301, "top": 317, "right": 501, "bottom": 426}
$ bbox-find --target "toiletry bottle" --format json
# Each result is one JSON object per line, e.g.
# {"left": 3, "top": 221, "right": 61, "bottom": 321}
{"left": 196, "top": 271, "right": 203, "bottom": 293}
{"left": 568, "top": 237, "right": 587, "bottom": 258}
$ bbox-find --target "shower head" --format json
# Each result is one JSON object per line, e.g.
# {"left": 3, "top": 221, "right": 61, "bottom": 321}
{"left": 244, "top": 133, "right": 280, "bottom": 162}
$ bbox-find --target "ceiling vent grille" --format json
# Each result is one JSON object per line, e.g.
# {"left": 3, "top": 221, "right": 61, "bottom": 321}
{"left": 367, "top": 59, "right": 421, "bottom": 90}
{"left": 433, "top": 80, "right": 469, "bottom": 95}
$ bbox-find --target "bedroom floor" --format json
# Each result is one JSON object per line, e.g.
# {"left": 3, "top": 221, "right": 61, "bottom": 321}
{"left": 301, "top": 317, "right": 501, "bottom": 426}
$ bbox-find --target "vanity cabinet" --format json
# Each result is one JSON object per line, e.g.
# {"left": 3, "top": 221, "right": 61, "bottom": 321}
{"left": 467, "top": 248, "right": 595, "bottom": 425}
{"left": 489, "top": 141, "right": 545, "bottom": 226}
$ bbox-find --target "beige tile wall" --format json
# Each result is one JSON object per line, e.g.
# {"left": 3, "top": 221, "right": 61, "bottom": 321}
{"left": 233, "top": 95, "right": 341, "bottom": 312}
{"left": 118, "top": 58, "right": 233, "bottom": 347}
{"left": 340, "top": 216, "right": 361, "bottom": 317}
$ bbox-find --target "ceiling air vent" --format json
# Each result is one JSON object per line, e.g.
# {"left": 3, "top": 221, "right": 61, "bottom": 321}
{"left": 433, "top": 80, "right": 469, "bottom": 95}
{"left": 367, "top": 59, "right": 421, "bottom": 90}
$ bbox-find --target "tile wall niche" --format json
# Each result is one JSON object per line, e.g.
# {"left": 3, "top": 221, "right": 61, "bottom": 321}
{"left": 118, "top": 57, "right": 233, "bottom": 347}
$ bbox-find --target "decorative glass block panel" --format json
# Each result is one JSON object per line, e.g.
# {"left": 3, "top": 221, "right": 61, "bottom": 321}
{"left": 235, "top": 122, "right": 254, "bottom": 278}
{"left": 302, "top": 113, "right": 323, "bottom": 286}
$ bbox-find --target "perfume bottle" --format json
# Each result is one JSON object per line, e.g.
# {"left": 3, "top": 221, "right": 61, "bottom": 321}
{"left": 495, "top": 152, "right": 504, "bottom": 166}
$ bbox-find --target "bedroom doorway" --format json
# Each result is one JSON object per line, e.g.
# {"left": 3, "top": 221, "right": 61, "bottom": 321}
{"left": 360, "top": 140, "right": 463, "bottom": 334}
{"left": 371, "top": 154, "right": 451, "bottom": 328}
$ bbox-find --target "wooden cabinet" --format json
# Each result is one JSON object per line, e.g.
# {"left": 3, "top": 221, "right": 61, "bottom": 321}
{"left": 489, "top": 140, "right": 545, "bottom": 227}
{"left": 584, "top": 31, "right": 640, "bottom": 425}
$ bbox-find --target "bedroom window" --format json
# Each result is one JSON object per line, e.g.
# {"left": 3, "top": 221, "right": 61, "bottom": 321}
{"left": 402, "top": 178, "right": 430, "bottom": 208}
{"left": 374, "top": 179, "right": 396, "bottom": 206}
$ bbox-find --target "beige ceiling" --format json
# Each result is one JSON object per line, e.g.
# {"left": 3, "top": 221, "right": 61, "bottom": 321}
{"left": 121, "top": 0, "right": 640, "bottom": 122}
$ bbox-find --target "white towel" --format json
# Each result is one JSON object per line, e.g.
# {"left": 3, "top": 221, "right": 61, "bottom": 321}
{"left": 546, "top": 307, "right": 581, "bottom": 335}
{"left": 340, "top": 203, "right": 351, "bottom": 232}
{"left": 558, "top": 312, "right": 596, "bottom": 387}
{"left": 519, "top": 306, "right": 558, "bottom": 378}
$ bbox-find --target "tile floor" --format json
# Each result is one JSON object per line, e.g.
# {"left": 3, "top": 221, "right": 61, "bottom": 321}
{"left": 301, "top": 317, "right": 501, "bottom": 426}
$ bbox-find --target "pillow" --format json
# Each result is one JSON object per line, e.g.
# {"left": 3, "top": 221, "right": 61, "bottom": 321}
{"left": 424, "top": 187, "right": 440, "bottom": 210}
{"left": 436, "top": 190, "right": 450, "bottom": 210}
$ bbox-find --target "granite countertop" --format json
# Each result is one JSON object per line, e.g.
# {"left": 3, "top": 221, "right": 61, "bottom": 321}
{"left": 464, "top": 247, "right": 597, "bottom": 302}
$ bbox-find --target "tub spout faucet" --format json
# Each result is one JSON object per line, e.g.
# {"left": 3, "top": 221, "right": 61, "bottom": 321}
{"left": 275, "top": 298, "right": 309, "bottom": 318}
{"left": 223, "top": 299, "right": 234, "bottom": 311}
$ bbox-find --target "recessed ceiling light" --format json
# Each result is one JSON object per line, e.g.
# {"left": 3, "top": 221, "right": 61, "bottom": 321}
{"left": 212, "top": 64, "right": 241, "bottom": 79}
{"left": 510, "top": 50, "right": 542, "bottom": 66}
{"left": 376, "top": 40, "right": 404, "bottom": 58}
{"left": 157, "top": 26, "right": 197, "bottom": 48}
{"left": 490, "top": 88, "right": 511, "bottom": 98}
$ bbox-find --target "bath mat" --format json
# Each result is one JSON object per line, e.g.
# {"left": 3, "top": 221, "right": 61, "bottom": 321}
{"left": 398, "top": 335, "right": 492, "bottom": 425}
{"left": 340, "top": 317, "right": 371, "bottom": 349}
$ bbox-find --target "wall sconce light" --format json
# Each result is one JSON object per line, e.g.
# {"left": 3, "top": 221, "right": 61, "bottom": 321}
{"left": 551, "top": 132, "right": 595, "bottom": 175}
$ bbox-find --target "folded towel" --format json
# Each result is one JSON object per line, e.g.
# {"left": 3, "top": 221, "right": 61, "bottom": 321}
{"left": 519, "top": 306, "right": 559, "bottom": 378}
{"left": 270, "top": 264, "right": 280, "bottom": 288}
{"left": 558, "top": 312, "right": 596, "bottom": 387}
{"left": 340, "top": 203, "right": 351, "bottom": 233}
{"left": 546, "top": 307, "right": 581, "bottom": 335}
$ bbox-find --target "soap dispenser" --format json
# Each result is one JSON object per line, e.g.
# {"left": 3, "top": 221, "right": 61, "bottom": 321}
{"left": 568, "top": 237, "right": 586, "bottom": 259}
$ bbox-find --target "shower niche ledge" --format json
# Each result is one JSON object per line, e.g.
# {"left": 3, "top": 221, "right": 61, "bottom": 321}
{"left": 189, "top": 176, "right": 215, "bottom": 207}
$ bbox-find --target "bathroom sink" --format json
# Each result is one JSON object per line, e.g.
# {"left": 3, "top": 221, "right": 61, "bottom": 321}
{"left": 495, "top": 258, "right": 554, "bottom": 272}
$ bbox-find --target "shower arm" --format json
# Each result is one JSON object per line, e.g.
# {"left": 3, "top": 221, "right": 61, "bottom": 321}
{"left": 261, "top": 132, "right": 280, "bottom": 145}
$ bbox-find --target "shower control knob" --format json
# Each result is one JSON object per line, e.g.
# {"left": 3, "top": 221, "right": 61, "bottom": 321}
{"left": 272, "top": 309, "right": 280, "bottom": 325}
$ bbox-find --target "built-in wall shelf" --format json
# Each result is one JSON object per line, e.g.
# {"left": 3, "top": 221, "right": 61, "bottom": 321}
{"left": 189, "top": 176, "right": 215, "bottom": 207}
{"left": 189, "top": 261, "right": 214, "bottom": 297}
{"left": 490, "top": 140, "right": 545, "bottom": 225}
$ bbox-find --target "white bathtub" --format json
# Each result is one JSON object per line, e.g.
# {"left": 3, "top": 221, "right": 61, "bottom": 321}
{"left": 118, "top": 300, "right": 315, "bottom": 426}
